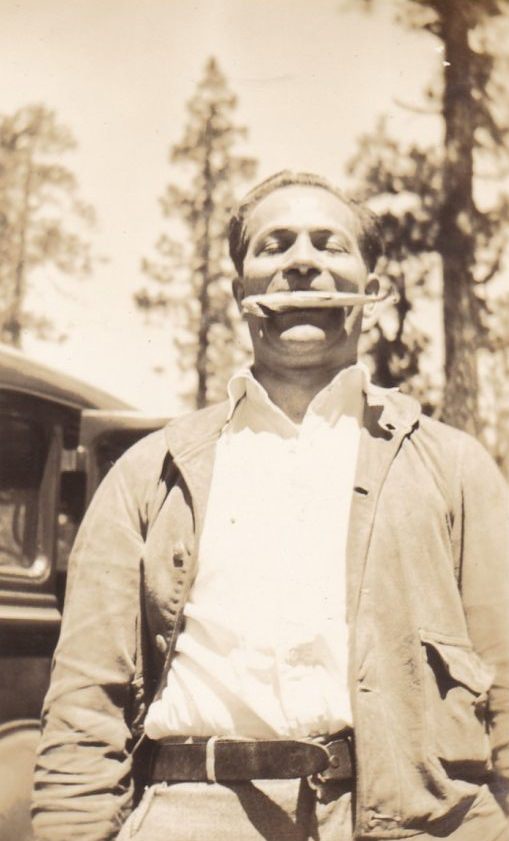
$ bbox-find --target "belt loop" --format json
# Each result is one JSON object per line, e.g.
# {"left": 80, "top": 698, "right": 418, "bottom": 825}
{"left": 206, "top": 736, "right": 218, "bottom": 783}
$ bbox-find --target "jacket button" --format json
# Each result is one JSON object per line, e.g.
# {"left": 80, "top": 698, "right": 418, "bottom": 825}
{"left": 173, "top": 542, "right": 187, "bottom": 567}
{"left": 155, "top": 634, "right": 168, "bottom": 654}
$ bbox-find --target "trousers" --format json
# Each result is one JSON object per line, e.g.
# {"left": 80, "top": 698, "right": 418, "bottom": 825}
{"left": 115, "top": 779, "right": 509, "bottom": 841}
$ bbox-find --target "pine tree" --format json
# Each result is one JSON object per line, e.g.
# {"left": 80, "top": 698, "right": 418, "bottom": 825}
{"left": 348, "top": 119, "right": 444, "bottom": 416}
{"left": 352, "top": 0, "right": 509, "bottom": 435}
{"left": 0, "top": 104, "right": 95, "bottom": 347}
{"left": 137, "top": 58, "right": 257, "bottom": 408}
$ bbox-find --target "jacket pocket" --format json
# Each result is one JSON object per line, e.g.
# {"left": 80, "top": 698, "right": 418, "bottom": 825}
{"left": 419, "top": 629, "right": 494, "bottom": 776}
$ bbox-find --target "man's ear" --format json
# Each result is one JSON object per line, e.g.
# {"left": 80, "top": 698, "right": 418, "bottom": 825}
{"left": 232, "top": 277, "right": 245, "bottom": 314}
{"left": 362, "top": 273, "right": 386, "bottom": 332}
{"left": 366, "top": 273, "right": 380, "bottom": 296}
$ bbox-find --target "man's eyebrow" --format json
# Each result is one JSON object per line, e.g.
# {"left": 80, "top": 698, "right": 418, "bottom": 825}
{"left": 253, "top": 225, "right": 337, "bottom": 242}
{"left": 254, "top": 227, "right": 294, "bottom": 241}
{"left": 250, "top": 227, "right": 294, "bottom": 252}
{"left": 311, "top": 227, "right": 350, "bottom": 239}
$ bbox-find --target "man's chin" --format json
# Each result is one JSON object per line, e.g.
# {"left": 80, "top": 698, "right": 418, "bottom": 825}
{"left": 260, "top": 323, "right": 349, "bottom": 367}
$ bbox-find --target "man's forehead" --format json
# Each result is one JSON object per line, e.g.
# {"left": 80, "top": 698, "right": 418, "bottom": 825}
{"left": 244, "top": 184, "right": 358, "bottom": 240}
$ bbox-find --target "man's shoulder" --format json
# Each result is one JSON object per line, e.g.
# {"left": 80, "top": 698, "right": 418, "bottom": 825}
{"left": 416, "top": 411, "right": 486, "bottom": 456}
{"left": 377, "top": 386, "right": 475, "bottom": 447}
{"left": 416, "top": 411, "right": 468, "bottom": 444}
{"left": 374, "top": 386, "right": 497, "bottom": 474}
{"left": 100, "top": 401, "right": 229, "bottom": 519}
{"left": 116, "top": 399, "right": 230, "bottom": 472}
{"left": 164, "top": 399, "right": 230, "bottom": 453}
{"left": 409, "top": 407, "right": 505, "bottom": 490}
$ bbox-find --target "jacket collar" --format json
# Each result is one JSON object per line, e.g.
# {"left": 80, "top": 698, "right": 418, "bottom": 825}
{"left": 163, "top": 401, "right": 230, "bottom": 539}
{"left": 363, "top": 380, "right": 421, "bottom": 435}
{"left": 163, "top": 387, "right": 422, "bottom": 566}
{"left": 162, "top": 378, "right": 421, "bottom": 459}
{"left": 164, "top": 400, "right": 230, "bottom": 462}
{"left": 225, "top": 362, "right": 370, "bottom": 432}
{"left": 346, "top": 386, "right": 421, "bottom": 623}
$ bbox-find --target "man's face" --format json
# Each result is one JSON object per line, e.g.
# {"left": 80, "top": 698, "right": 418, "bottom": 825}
{"left": 234, "top": 184, "right": 379, "bottom": 376}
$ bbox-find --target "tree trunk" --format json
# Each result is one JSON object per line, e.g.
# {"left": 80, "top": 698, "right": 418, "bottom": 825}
{"left": 195, "top": 293, "right": 209, "bottom": 409}
{"left": 4, "top": 138, "right": 35, "bottom": 348}
{"left": 438, "top": 0, "right": 480, "bottom": 434}
{"left": 196, "top": 215, "right": 209, "bottom": 410}
{"left": 195, "top": 116, "right": 214, "bottom": 410}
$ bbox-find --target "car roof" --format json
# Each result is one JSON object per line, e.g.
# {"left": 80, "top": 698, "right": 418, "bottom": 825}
{"left": 0, "top": 343, "right": 133, "bottom": 411}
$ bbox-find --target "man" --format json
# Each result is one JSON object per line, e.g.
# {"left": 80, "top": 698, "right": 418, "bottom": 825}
{"left": 32, "top": 171, "right": 509, "bottom": 840}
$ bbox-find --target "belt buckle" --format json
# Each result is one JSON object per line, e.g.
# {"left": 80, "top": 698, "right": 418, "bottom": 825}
{"left": 320, "top": 737, "right": 353, "bottom": 782}
{"left": 307, "top": 732, "right": 354, "bottom": 799}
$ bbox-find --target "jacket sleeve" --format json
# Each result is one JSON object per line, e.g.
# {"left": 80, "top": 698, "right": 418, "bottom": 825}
{"left": 458, "top": 434, "right": 509, "bottom": 812}
{"left": 31, "top": 457, "right": 146, "bottom": 841}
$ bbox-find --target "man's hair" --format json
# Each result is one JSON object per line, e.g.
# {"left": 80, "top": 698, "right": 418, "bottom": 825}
{"left": 228, "top": 170, "right": 384, "bottom": 275}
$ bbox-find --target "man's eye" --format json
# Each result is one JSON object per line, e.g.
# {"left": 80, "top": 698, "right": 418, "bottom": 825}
{"left": 312, "top": 233, "right": 348, "bottom": 253}
{"left": 261, "top": 240, "right": 283, "bottom": 254}
{"left": 324, "top": 239, "right": 347, "bottom": 253}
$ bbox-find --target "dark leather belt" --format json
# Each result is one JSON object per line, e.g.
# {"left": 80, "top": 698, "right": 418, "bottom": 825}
{"left": 149, "top": 732, "right": 354, "bottom": 784}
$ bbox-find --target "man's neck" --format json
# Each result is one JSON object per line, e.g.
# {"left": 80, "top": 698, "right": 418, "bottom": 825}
{"left": 252, "top": 361, "right": 357, "bottom": 424}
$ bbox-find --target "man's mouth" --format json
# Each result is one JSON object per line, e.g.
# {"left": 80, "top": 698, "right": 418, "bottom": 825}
{"left": 265, "top": 307, "right": 346, "bottom": 343}
{"left": 241, "top": 290, "right": 385, "bottom": 318}
{"left": 278, "top": 322, "right": 329, "bottom": 342}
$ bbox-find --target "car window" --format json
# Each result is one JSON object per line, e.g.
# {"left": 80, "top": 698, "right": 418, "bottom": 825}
{"left": 56, "top": 471, "right": 86, "bottom": 572}
{"left": 0, "top": 413, "right": 48, "bottom": 572}
{"left": 95, "top": 430, "right": 150, "bottom": 481}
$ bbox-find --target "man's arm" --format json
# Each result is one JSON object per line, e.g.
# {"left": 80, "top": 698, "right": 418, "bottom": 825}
{"left": 31, "top": 458, "right": 146, "bottom": 841}
{"left": 458, "top": 434, "right": 509, "bottom": 812}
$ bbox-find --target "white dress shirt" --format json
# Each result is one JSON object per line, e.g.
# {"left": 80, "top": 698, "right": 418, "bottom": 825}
{"left": 144, "top": 363, "right": 368, "bottom": 741}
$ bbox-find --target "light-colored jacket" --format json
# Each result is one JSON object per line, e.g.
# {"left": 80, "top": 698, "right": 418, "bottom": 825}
{"left": 32, "top": 386, "right": 509, "bottom": 840}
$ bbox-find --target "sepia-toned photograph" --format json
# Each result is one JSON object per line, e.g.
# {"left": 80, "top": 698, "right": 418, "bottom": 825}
{"left": 1, "top": 1, "right": 509, "bottom": 839}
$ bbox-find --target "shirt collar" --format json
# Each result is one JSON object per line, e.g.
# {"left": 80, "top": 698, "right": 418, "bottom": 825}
{"left": 226, "top": 361, "right": 374, "bottom": 431}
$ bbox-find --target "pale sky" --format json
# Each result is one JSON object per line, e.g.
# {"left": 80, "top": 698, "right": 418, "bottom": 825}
{"left": 1, "top": 0, "right": 444, "bottom": 413}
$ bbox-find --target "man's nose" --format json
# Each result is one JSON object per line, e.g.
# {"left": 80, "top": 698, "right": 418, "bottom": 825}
{"left": 283, "top": 235, "right": 322, "bottom": 275}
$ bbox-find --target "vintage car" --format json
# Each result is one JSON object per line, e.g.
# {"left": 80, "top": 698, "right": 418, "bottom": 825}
{"left": 0, "top": 343, "right": 168, "bottom": 840}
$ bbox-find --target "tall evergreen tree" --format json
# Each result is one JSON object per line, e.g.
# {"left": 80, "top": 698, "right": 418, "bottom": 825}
{"left": 348, "top": 119, "right": 444, "bottom": 415}
{"left": 352, "top": 0, "right": 509, "bottom": 435}
{"left": 0, "top": 104, "right": 95, "bottom": 347}
{"left": 137, "top": 57, "right": 257, "bottom": 408}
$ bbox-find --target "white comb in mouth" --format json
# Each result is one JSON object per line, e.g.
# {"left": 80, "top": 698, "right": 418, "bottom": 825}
{"left": 241, "top": 289, "right": 391, "bottom": 317}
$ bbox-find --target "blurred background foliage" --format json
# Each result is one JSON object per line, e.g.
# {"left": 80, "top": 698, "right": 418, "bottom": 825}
{"left": 136, "top": 58, "right": 256, "bottom": 409}
{"left": 1, "top": 1, "right": 509, "bottom": 474}
{"left": 0, "top": 105, "right": 96, "bottom": 347}
{"left": 352, "top": 0, "right": 509, "bottom": 470}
